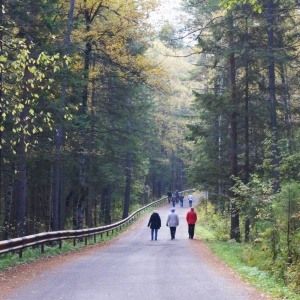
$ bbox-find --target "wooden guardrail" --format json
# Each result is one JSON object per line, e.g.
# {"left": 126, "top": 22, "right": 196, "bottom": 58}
{"left": 0, "top": 189, "right": 195, "bottom": 258}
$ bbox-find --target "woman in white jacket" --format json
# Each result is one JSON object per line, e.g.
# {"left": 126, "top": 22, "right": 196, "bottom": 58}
{"left": 166, "top": 208, "right": 179, "bottom": 240}
{"left": 188, "top": 194, "right": 193, "bottom": 207}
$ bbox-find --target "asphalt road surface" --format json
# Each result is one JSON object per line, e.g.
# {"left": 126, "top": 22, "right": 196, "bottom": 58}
{"left": 5, "top": 197, "right": 262, "bottom": 300}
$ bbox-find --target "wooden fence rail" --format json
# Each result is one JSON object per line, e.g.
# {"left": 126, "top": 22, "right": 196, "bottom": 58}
{"left": 0, "top": 189, "right": 195, "bottom": 258}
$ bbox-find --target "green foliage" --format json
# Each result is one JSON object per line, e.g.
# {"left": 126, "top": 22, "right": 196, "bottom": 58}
{"left": 197, "top": 200, "right": 230, "bottom": 241}
{"left": 158, "top": 22, "right": 183, "bottom": 49}
{"left": 225, "top": 175, "right": 300, "bottom": 292}
{"left": 197, "top": 226, "right": 300, "bottom": 298}
{"left": 0, "top": 40, "right": 64, "bottom": 153}
{"left": 272, "top": 183, "right": 300, "bottom": 261}
{"left": 0, "top": 0, "right": 193, "bottom": 238}
{"left": 219, "top": 0, "right": 262, "bottom": 13}
{"left": 231, "top": 175, "right": 274, "bottom": 235}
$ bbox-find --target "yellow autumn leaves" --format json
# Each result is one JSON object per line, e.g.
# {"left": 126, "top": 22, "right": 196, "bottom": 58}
{"left": 72, "top": 0, "right": 163, "bottom": 86}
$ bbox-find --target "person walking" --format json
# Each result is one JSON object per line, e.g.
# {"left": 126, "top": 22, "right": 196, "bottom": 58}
{"left": 179, "top": 192, "right": 184, "bottom": 207}
{"left": 147, "top": 210, "right": 161, "bottom": 240}
{"left": 188, "top": 194, "right": 193, "bottom": 207}
{"left": 175, "top": 190, "right": 179, "bottom": 203}
{"left": 167, "top": 191, "right": 172, "bottom": 203}
{"left": 186, "top": 207, "right": 197, "bottom": 239}
{"left": 166, "top": 208, "right": 179, "bottom": 240}
{"left": 171, "top": 193, "right": 177, "bottom": 207}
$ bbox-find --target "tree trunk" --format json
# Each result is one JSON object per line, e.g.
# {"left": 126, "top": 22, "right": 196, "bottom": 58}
{"left": 229, "top": 46, "right": 238, "bottom": 179}
{"left": 122, "top": 151, "right": 132, "bottom": 219}
{"left": 244, "top": 218, "right": 250, "bottom": 242}
{"left": 77, "top": 155, "right": 86, "bottom": 230}
{"left": 15, "top": 65, "right": 35, "bottom": 236}
{"left": 105, "top": 186, "right": 112, "bottom": 225}
{"left": 230, "top": 201, "right": 240, "bottom": 241}
{"left": 0, "top": 0, "right": 3, "bottom": 236}
{"left": 100, "top": 188, "right": 105, "bottom": 223}
{"left": 53, "top": 0, "right": 75, "bottom": 231}
{"left": 82, "top": 40, "right": 91, "bottom": 114}
{"left": 15, "top": 109, "right": 27, "bottom": 236}
{"left": 86, "top": 70, "right": 96, "bottom": 228}
{"left": 86, "top": 155, "right": 93, "bottom": 227}
{"left": 228, "top": 13, "right": 240, "bottom": 242}
{"left": 171, "top": 151, "right": 176, "bottom": 192}
{"left": 267, "top": 0, "right": 280, "bottom": 192}
{"left": 244, "top": 31, "right": 250, "bottom": 184}
{"left": 279, "top": 64, "right": 292, "bottom": 151}
{"left": 218, "top": 115, "right": 223, "bottom": 196}
{"left": 122, "top": 95, "right": 132, "bottom": 219}
{"left": 76, "top": 10, "right": 92, "bottom": 229}
{"left": 3, "top": 178, "right": 13, "bottom": 240}
{"left": 53, "top": 154, "right": 61, "bottom": 231}
{"left": 287, "top": 187, "right": 292, "bottom": 263}
{"left": 216, "top": 71, "right": 224, "bottom": 197}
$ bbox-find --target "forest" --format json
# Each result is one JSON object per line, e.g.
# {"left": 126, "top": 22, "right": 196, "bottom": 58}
{"left": 0, "top": 0, "right": 300, "bottom": 294}
{"left": 0, "top": 0, "right": 195, "bottom": 239}
{"left": 181, "top": 0, "right": 300, "bottom": 293}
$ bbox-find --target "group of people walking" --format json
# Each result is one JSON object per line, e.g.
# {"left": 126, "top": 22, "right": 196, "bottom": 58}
{"left": 167, "top": 191, "right": 194, "bottom": 208}
{"left": 147, "top": 206, "right": 197, "bottom": 241}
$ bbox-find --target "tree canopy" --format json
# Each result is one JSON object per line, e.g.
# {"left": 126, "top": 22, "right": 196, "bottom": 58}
{"left": 0, "top": 0, "right": 299, "bottom": 294}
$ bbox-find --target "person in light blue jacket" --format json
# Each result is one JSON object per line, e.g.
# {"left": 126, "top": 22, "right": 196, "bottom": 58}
{"left": 166, "top": 208, "right": 179, "bottom": 240}
{"left": 188, "top": 194, "right": 193, "bottom": 207}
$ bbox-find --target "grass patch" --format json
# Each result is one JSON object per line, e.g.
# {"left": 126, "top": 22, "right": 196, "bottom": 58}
{"left": 196, "top": 225, "right": 299, "bottom": 299}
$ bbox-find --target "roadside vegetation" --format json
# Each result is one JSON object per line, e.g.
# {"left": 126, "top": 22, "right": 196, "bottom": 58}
{"left": 195, "top": 192, "right": 300, "bottom": 300}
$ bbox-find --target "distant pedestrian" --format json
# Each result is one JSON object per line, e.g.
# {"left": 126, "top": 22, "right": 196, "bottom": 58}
{"left": 179, "top": 192, "right": 184, "bottom": 207}
{"left": 186, "top": 207, "right": 197, "bottom": 239}
{"left": 188, "top": 194, "right": 193, "bottom": 207}
{"left": 148, "top": 210, "right": 161, "bottom": 240}
{"left": 175, "top": 190, "right": 179, "bottom": 203}
{"left": 171, "top": 194, "right": 177, "bottom": 207}
{"left": 167, "top": 191, "right": 172, "bottom": 203}
{"left": 166, "top": 208, "right": 179, "bottom": 240}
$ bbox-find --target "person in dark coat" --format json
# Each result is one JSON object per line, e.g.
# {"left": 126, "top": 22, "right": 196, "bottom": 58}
{"left": 167, "top": 191, "right": 172, "bottom": 203}
{"left": 171, "top": 193, "right": 177, "bottom": 207}
{"left": 147, "top": 210, "right": 161, "bottom": 240}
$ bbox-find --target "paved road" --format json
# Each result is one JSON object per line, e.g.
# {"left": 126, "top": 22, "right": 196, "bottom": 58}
{"left": 5, "top": 197, "right": 260, "bottom": 300}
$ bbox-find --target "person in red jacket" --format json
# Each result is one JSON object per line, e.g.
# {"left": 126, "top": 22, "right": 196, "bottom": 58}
{"left": 186, "top": 207, "right": 197, "bottom": 239}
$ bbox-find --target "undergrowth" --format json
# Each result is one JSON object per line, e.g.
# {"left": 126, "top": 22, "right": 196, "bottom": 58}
{"left": 195, "top": 198, "right": 300, "bottom": 300}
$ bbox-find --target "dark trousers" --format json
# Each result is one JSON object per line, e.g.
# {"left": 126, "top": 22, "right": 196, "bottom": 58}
{"left": 188, "top": 224, "right": 195, "bottom": 239}
{"left": 170, "top": 227, "right": 176, "bottom": 239}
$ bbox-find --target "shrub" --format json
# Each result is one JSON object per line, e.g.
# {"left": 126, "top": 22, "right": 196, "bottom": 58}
{"left": 197, "top": 201, "right": 229, "bottom": 241}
